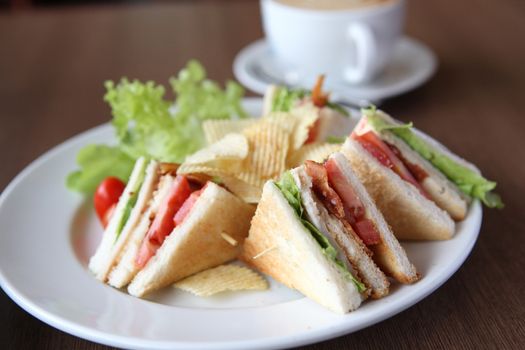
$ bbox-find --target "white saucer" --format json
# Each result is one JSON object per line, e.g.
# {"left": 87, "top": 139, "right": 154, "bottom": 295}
{"left": 233, "top": 37, "right": 437, "bottom": 104}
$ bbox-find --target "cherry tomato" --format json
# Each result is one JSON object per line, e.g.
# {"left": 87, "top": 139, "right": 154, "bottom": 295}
{"left": 94, "top": 177, "right": 126, "bottom": 228}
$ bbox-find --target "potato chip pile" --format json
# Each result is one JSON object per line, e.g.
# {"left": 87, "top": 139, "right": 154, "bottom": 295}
{"left": 177, "top": 102, "right": 342, "bottom": 203}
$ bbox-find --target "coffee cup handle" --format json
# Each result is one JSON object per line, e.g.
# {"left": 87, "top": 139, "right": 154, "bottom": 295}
{"left": 345, "top": 23, "right": 377, "bottom": 83}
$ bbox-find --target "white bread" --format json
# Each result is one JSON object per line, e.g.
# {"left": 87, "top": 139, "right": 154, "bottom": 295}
{"left": 372, "top": 111, "right": 468, "bottom": 220}
{"left": 316, "top": 106, "right": 356, "bottom": 141}
{"left": 329, "top": 152, "right": 419, "bottom": 283}
{"left": 262, "top": 85, "right": 278, "bottom": 116}
{"left": 242, "top": 181, "right": 364, "bottom": 314}
{"left": 263, "top": 84, "right": 354, "bottom": 142}
{"left": 341, "top": 139, "right": 455, "bottom": 240}
{"left": 380, "top": 131, "right": 468, "bottom": 220}
{"left": 107, "top": 174, "right": 175, "bottom": 288}
{"left": 128, "top": 182, "right": 255, "bottom": 297}
{"left": 89, "top": 158, "right": 159, "bottom": 281}
{"left": 373, "top": 111, "right": 480, "bottom": 174}
{"left": 292, "top": 167, "right": 389, "bottom": 298}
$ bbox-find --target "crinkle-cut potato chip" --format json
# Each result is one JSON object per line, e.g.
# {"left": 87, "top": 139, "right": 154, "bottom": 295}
{"left": 221, "top": 176, "right": 262, "bottom": 204}
{"left": 178, "top": 160, "right": 245, "bottom": 179}
{"left": 288, "top": 102, "right": 320, "bottom": 150}
{"left": 238, "top": 120, "right": 289, "bottom": 187}
{"left": 176, "top": 164, "right": 225, "bottom": 177}
{"left": 179, "top": 106, "right": 331, "bottom": 204}
{"left": 262, "top": 112, "right": 297, "bottom": 134}
{"left": 173, "top": 264, "right": 268, "bottom": 297}
{"left": 264, "top": 102, "right": 319, "bottom": 152}
{"left": 288, "top": 142, "right": 342, "bottom": 168}
{"left": 184, "top": 133, "right": 248, "bottom": 164}
{"left": 202, "top": 119, "right": 258, "bottom": 145}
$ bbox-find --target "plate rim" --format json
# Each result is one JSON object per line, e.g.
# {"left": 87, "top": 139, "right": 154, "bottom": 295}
{"left": 0, "top": 98, "right": 482, "bottom": 350}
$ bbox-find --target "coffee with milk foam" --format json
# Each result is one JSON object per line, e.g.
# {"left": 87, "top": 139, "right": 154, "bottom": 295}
{"left": 275, "top": 0, "right": 395, "bottom": 11}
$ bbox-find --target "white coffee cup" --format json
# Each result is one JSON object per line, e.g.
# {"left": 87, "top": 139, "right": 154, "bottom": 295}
{"left": 260, "top": 0, "right": 405, "bottom": 84}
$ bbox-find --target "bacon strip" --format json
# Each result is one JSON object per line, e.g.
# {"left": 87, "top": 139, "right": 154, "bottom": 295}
{"left": 304, "top": 160, "right": 345, "bottom": 220}
{"left": 311, "top": 75, "right": 329, "bottom": 108}
{"left": 305, "top": 160, "right": 381, "bottom": 246}
{"left": 325, "top": 158, "right": 381, "bottom": 246}
{"left": 386, "top": 142, "right": 428, "bottom": 182}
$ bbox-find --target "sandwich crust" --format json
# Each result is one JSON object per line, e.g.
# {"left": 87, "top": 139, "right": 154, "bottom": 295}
{"left": 330, "top": 152, "right": 420, "bottom": 284}
{"left": 89, "top": 159, "right": 159, "bottom": 282}
{"left": 127, "top": 182, "right": 255, "bottom": 297}
{"left": 342, "top": 139, "right": 455, "bottom": 241}
{"left": 262, "top": 85, "right": 278, "bottom": 116}
{"left": 377, "top": 116, "right": 468, "bottom": 220}
{"left": 108, "top": 173, "right": 176, "bottom": 288}
{"left": 241, "top": 181, "right": 363, "bottom": 313}
{"left": 292, "top": 166, "right": 390, "bottom": 298}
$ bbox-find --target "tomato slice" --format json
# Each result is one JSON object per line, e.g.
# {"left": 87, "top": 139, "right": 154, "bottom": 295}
{"left": 135, "top": 175, "right": 192, "bottom": 268}
{"left": 325, "top": 158, "right": 365, "bottom": 224}
{"left": 174, "top": 186, "right": 205, "bottom": 226}
{"left": 325, "top": 158, "right": 381, "bottom": 245}
{"left": 94, "top": 177, "right": 126, "bottom": 228}
{"left": 352, "top": 131, "right": 430, "bottom": 199}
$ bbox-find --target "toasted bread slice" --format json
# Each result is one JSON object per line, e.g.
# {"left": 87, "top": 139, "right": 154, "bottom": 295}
{"left": 107, "top": 173, "right": 176, "bottom": 288}
{"left": 89, "top": 158, "right": 159, "bottom": 282}
{"left": 342, "top": 139, "right": 455, "bottom": 240}
{"left": 292, "top": 166, "right": 390, "bottom": 298}
{"left": 262, "top": 85, "right": 278, "bottom": 116}
{"left": 127, "top": 182, "right": 255, "bottom": 297}
{"left": 372, "top": 111, "right": 469, "bottom": 220}
{"left": 242, "top": 181, "right": 364, "bottom": 314}
{"left": 329, "top": 152, "right": 419, "bottom": 283}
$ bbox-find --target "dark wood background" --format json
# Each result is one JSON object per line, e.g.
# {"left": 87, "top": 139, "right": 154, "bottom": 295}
{"left": 1, "top": 0, "right": 524, "bottom": 349}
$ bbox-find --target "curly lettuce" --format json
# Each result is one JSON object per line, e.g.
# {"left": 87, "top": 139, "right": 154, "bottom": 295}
{"left": 365, "top": 107, "right": 503, "bottom": 208}
{"left": 66, "top": 145, "right": 135, "bottom": 194}
{"left": 271, "top": 86, "right": 349, "bottom": 117}
{"left": 67, "top": 60, "right": 247, "bottom": 194}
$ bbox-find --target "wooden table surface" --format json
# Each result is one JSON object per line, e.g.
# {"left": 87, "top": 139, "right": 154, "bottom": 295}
{"left": 1, "top": 0, "right": 524, "bottom": 349}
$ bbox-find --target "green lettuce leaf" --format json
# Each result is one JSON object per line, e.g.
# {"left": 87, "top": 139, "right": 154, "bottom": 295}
{"left": 366, "top": 110, "right": 504, "bottom": 208}
{"left": 114, "top": 160, "right": 147, "bottom": 240}
{"left": 271, "top": 86, "right": 309, "bottom": 112}
{"left": 271, "top": 87, "right": 349, "bottom": 116}
{"left": 325, "top": 101, "right": 350, "bottom": 117}
{"left": 67, "top": 60, "right": 247, "bottom": 194}
{"left": 170, "top": 60, "right": 247, "bottom": 124}
{"left": 326, "top": 136, "right": 345, "bottom": 144}
{"left": 274, "top": 170, "right": 303, "bottom": 216}
{"left": 275, "top": 172, "right": 366, "bottom": 292}
{"left": 66, "top": 145, "right": 135, "bottom": 194}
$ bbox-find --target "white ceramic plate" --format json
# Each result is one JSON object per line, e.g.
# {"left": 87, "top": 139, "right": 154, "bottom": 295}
{"left": 233, "top": 37, "right": 438, "bottom": 104}
{"left": 0, "top": 98, "right": 481, "bottom": 350}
